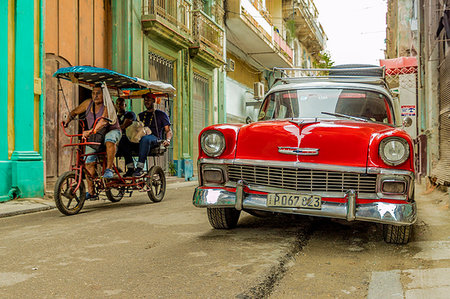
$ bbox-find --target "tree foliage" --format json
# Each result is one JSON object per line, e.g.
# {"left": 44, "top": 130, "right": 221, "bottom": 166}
{"left": 313, "top": 51, "right": 335, "bottom": 69}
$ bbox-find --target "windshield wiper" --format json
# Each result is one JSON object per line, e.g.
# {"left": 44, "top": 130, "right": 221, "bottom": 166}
{"left": 321, "top": 112, "right": 369, "bottom": 122}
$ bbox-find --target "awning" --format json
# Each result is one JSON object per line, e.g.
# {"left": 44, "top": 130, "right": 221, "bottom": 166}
{"left": 54, "top": 66, "right": 176, "bottom": 96}
{"left": 379, "top": 57, "right": 418, "bottom": 75}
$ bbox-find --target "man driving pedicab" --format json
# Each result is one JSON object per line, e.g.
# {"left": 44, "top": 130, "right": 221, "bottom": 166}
{"left": 132, "top": 92, "right": 172, "bottom": 177}
{"left": 63, "top": 83, "right": 121, "bottom": 199}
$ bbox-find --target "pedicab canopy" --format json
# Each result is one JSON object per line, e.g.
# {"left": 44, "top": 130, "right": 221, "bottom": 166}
{"left": 53, "top": 66, "right": 176, "bottom": 97}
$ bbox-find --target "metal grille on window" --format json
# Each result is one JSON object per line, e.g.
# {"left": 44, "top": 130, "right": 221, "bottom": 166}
{"left": 148, "top": 52, "right": 175, "bottom": 172}
{"left": 193, "top": 73, "right": 209, "bottom": 174}
{"left": 432, "top": 33, "right": 450, "bottom": 185}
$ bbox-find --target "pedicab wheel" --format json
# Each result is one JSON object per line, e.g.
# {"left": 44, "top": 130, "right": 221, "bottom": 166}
{"left": 105, "top": 187, "right": 125, "bottom": 202}
{"left": 54, "top": 171, "right": 86, "bottom": 216}
{"left": 383, "top": 224, "right": 412, "bottom": 244}
{"left": 146, "top": 166, "right": 166, "bottom": 202}
{"left": 207, "top": 207, "right": 241, "bottom": 229}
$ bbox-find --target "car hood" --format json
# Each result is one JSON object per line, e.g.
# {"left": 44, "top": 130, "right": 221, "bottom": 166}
{"left": 235, "top": 119, "right": 393, "bottom": 168}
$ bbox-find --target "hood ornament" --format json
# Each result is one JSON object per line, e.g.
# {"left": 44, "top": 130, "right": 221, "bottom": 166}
{"left": 278, "top": 147, "right": 319, "bottom": 156}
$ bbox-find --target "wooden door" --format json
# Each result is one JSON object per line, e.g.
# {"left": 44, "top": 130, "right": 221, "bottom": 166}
{"left": 45, "top": 54, "right": 77, "bottom": 179}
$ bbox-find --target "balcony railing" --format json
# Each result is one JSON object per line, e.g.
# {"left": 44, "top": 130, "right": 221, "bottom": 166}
{"left": 297, "top": 0, "right": 326, "bottom": 47}
{"left": 143, "top": 0, "right": 192, "bottom": 35}
{"left": 273, "top": 30, "right": 293, "bottom": 61}
{"left": 193, "top": 9, "right": 224, "bottom": 60}
{"left": 250, "top": 0, "right": 273, "bottom": 26}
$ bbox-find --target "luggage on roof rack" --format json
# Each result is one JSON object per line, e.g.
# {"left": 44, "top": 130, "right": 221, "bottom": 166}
{"left": 272, "top": 65, "right": 388, "bottom": 88}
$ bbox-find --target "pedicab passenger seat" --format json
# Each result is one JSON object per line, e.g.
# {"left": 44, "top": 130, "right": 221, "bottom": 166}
{"left": 115, "top": 140, "right": 167, "bottom": 159}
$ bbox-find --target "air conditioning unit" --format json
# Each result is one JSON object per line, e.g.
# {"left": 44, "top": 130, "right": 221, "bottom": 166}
{"left": 226, "top": 58, "right": 235, "bottom": 72}
{"left": 254, "top": 82, "right": 264, "bottom": 99}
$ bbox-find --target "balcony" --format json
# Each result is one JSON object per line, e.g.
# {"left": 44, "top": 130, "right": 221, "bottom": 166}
{"left": 191, "top": 8, "right": 225, "bottom": 64}
{"left": 283, "top": 0, "right": 327, "bottom": 53}
{"left": 142, "top": 0, "right": 193, "bottom": 47}
{"left": 226, "top": 0, "right": 293, "bottom": 69}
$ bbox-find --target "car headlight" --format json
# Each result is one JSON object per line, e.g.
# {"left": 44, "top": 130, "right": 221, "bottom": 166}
{"left": 201, "top": 130, "right": 225, "bottom": 157}
{"left": 379, "top": 137, "right": 410, "bottom": 166}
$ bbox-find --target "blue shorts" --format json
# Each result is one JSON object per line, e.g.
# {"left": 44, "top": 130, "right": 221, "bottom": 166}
{"left": 85, "top": 129, "right": 122, "bottom": 163}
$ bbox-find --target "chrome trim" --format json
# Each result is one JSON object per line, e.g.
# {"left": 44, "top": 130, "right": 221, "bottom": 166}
{"left": 224, "top": 181, "right": 408, "bottom": 201}
{"left": 346, "top": 190, "right": 356, "bottom": 221}
{"left": 278, "top": 147, "right": 319, "bottom": 156}
{"left": 232, "top": 159, "right": 367, "bottom": 174}
{"left": 193, "top": 187, "right": 417, "bottom": 225}
{"left": 227, "top": 164, "right": 377, "bottom": 194}
{"left": 199, "top": 158, "right": 368, "bottom": 174}
{"left": 235, "top": 180, "right": 244, "bottom": 210}
{"left": 367, "top": 167, "right": 414, "bottom": 178}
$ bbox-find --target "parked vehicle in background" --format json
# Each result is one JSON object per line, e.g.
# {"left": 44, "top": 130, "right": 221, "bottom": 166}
{"left": 193, "top": 65, "right": 416, "bottom": 244}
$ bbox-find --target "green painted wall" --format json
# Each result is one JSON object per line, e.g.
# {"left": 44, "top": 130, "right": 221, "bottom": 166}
{"left": 0, "top": 0, "right": 10, "bottom": 201}
{"left": 0, "top": 0, "right": 44, "bottom": 201}
{"left": 0, "top": 1, "right": 8, "bottom": 161}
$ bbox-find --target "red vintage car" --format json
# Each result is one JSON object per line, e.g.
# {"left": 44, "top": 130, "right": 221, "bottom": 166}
{"left": 193, "top": 65, "right": 416, "bottom": 244}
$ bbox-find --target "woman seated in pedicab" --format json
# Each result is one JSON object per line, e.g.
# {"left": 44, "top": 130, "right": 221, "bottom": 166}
{"left": 117, "top": 92, "right": 172, "bottom": 177}
{"left": 63, "top": 83, "right": 121, "bottom": 200}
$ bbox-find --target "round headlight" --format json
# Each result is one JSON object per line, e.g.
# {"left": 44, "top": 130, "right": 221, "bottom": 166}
{"left": 201, "top": 130, "right": 225, "bottom": 157}
{"left": 379, "top": 137, "right": 410, "bottom": 166}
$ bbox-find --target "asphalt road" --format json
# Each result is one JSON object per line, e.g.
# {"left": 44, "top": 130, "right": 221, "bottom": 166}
{"left": 0, "top": 184, "right": 449, "bottom": 298}
{"left": 0, "top": 185, "right": 312, "bottom": 298}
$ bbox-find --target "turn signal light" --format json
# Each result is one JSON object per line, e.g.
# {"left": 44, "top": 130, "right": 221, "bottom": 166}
{"left": 382, "top": 181, "right": 406, "bottom": 194}
{"left": 203, "top": 169, "right": 224, "bottom": 184}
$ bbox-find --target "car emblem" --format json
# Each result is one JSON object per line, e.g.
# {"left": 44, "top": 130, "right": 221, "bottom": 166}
{"left": 278, "top": 147, "right": 319, "bottom": 156}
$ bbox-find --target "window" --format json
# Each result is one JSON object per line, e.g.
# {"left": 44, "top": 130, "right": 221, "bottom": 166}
{"left": 258, "top": 88, "right": 394, "bottom": 124}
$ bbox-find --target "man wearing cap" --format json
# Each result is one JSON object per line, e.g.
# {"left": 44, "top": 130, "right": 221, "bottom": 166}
{"left": 133, "top": 93, "right": 172, "bottom": 177}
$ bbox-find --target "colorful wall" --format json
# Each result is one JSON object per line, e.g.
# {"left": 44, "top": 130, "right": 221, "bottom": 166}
{"left": 0, "top": 0, "right": 45, "bottom": 201}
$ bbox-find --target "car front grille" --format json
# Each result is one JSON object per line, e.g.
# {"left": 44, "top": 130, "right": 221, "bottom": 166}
{"left": 227, "top": 164, "right": 377, "bottom": 193}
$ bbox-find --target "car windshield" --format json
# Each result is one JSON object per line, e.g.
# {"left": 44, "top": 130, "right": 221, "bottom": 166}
{"left": 258, "top": 88, "right": 394, "bottom": 124}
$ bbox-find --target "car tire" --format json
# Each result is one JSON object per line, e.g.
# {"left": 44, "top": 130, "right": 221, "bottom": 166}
{"left": 330, "top": 64, "right": 384, "bottom": 77}
{"left": 383, "top": 224, "right": 412, "bottom": 244}
{"left": 207, "top": 207, "right": 241, "bottom": 229}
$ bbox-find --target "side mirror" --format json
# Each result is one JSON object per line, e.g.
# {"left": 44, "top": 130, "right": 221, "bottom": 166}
{"left": 245, "top": 116, "right": 253, "bottom": 124}
{"left": 402, "top": 116, "right": 412, "bottom": 127}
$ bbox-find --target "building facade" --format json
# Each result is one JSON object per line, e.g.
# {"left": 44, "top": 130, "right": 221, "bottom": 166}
{"left": 112, "top": 0, "right": 226, "bottom": 177}
{"left": 44, "top": 0, "right": 112, "bottom": 180}
{"left": 0, "top": 0, "right": 45, "bottom": 201}
{"left": 417, "top": 0, "right": 450, "bottom": 186}
{"left": 224, "top": 0, "right": 327, "bottom": 123}
{"left": 388, "top": 0, "right": 450, "bottom": 186}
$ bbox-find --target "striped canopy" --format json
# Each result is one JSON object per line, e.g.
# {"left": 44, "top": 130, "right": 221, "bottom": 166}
{"left": 54, "top": 66, "right": 176, "bottom": 96}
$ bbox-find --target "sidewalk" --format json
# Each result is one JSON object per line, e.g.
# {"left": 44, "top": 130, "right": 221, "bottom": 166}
{"left": 0, "top": 176, "right": 197, "bottom": 218}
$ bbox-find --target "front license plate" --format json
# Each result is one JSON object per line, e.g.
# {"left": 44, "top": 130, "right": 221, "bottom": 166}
{"left": 267, "top": 193, "right": 322, "bottom": 209}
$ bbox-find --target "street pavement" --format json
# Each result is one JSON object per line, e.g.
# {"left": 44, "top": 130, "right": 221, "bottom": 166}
{"left": 0, "top": 181, "right": 448, "bottom": 298}
{"left": 0, "top": 177, "right": 197, "bottom": 218}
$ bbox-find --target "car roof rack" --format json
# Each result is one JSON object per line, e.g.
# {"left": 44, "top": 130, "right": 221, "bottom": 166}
{"left": 272, "top": 67, "right": 390, "bottom": 90}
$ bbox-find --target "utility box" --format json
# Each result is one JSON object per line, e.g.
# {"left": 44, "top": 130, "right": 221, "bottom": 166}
{"left": 182, "top": 159, "right": 193, "bottom": 181}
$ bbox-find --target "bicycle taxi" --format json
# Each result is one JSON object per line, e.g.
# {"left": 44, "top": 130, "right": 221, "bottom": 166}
{"left": 53, "top": 66, "right": 176, "bottom": 215}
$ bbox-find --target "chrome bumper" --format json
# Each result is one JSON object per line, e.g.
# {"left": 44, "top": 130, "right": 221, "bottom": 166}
{"left": 193, "top": 186, "right": 417, "bottom": 225}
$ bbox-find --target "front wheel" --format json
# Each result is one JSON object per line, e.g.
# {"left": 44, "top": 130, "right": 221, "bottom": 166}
{"left": 207, "top": 207, "right": 241, "bottom": 229}
{"left": 54, "top": 171, "right": 86, "bottom": 215}
{"left": 146, "top": 166, "right": 166, "bottom": 202}
{"left": 383, "top": 224, "right": 412, "bottom": 244}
